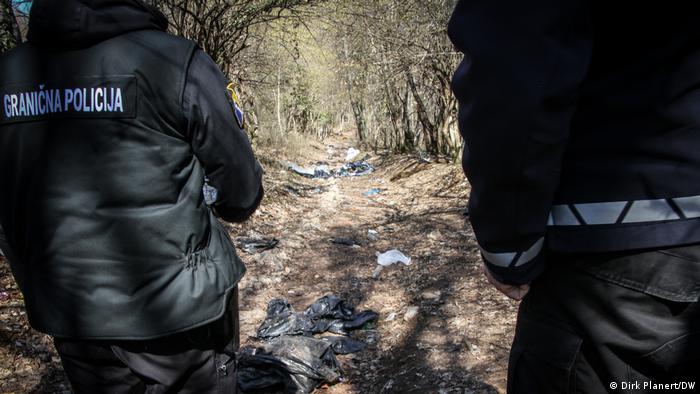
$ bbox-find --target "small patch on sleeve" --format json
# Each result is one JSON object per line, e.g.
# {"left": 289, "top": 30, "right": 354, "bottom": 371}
{"left": 226, "top": 82, "right": 245, "bottom": 129}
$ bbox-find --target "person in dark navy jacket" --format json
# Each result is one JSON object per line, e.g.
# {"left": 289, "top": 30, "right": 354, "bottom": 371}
{"left": 0, "top": 0, "right": 263, "bottom": 392}
{"left": 449, "top": 1, "right": 700, "bottom": 392}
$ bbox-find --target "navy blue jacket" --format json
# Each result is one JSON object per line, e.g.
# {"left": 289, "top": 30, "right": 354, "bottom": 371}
{"left": 449, "top": 1, "right": 700, "bottom": 284}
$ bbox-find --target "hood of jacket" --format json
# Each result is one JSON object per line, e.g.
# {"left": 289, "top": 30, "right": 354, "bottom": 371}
{"left": 28, "top": 0, "right": 168, "bottom": 49}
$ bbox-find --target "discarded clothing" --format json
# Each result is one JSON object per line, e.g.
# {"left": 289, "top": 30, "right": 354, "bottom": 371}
{"left": 287, "top": 162, "right": 333, "bottom": 179}
{"left": 256, "top": 296, "right": 378, "bottom": 339}
{"left": 238, "top": 335, "right": 342, "bottom": 394}
{"left": 321, "top": 335, "right": 367, "bottom": 355}
{"left": 336, "top": 161, "right": 374, "bottom": 177}
{"left": 235, "top": 237, "right": 279, "bottom": 254}
{"left": 286, "top": 161, "right": 374, "bottom": 179}
{"left": 239, "top": 296, "right": 378, "bottom": 393}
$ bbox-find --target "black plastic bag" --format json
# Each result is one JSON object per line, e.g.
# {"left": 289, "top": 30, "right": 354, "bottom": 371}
{"left": 235, "top": 237, "right": 279, "bottom": 254}
{"left": 257, "top": 295, "right": 378, "bottom": 339}
{"left": 238, "top": 335, "right": 342, "bottom": 394}
{"left": 241, "top": 296, "right": 378, "bottom": 393}
{"left": 321, "top": 335, "right": 366, "bottom": 355}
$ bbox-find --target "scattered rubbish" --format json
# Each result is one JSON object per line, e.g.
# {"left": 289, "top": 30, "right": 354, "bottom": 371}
{"left": 384, "top": 312, "right": 397, "bottom": 322}
{"left": 239, "top": 296, "right": 379, "bottom": 393}
{"left": 345, "top": 147, "right": 361, "bottom": 162}
{"left": 287, "top": 162, "right": 333, "bottom": 179}
{"left": 376, "top": 249, "right": 412, "bottom": 267}
{"left": 371, "top": 265, "right": 384, "bottom": 280}
{"left": 286, "top": 160, "right": 375, "bottom": 179}
{"left": 365, "top": 330, "right": 380, "bottom": 345}
{"left": 421, "top": 290, "right": 442, "bottom": 301}
{"left": 285, "top": 162, "right": 329, "bottom": 178}
{"left": 235, "top": 237, "right": 279, "bottom": 254}
{"left": 256, "top": 295, "right": 378, "bottom": 339}
{"left": 0, "top": 291, "right": 9, "bottom": 302}
{"left": 367, "top": 230, "right": 379, "bottom": 242}
{"left": 336, "top": 161, "right": 375, "bottom": 177}
{"left": 363, "top": 188, "right": 381, "bottom": 197}
{"left": 238, "top": 335, "right": 342, "bottom": 393}
{"left": 321, "top": 335, "right": 367, "bottom": 354}
{"left": 331, "top": 237, "right": 359, "bottom": 247}
{"left": 404, "top": 306, "right": 420, "bottom": 322}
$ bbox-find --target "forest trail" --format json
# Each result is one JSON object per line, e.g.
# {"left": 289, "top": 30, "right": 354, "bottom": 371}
{"left": 0, "top": 130, "right": 519, "bottom": 394}
{"left": 234, "top": 130, "right": 517, "bottom": 394}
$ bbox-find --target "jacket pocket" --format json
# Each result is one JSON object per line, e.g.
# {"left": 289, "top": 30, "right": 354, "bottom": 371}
{"left": 639, "top": 330, "right": 700, "bottom": 379}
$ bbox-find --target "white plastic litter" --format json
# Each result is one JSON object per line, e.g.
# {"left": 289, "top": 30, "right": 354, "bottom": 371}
{"left": 345, "top": 147, "right": 360, "bottom": 161}
{"left": 367, "top": 230, "right": 379, "bottom": 241}
{"left": 376, "top": 249, "right": 412, "bottom": 267}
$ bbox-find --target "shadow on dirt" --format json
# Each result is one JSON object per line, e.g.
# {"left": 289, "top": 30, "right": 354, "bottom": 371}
{"left": 321, "top": 206, "right": 502, "bottom": 393}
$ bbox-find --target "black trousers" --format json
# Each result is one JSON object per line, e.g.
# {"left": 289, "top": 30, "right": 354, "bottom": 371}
{"left": 54, "top": 288, "right": 239, "bottom": 394}
{"left": 508, "top": 246, "right": 700, "bottom": 394}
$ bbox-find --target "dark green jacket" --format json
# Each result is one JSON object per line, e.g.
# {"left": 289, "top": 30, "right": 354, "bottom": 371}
{"left": 0, "top": 0, "right": 263, "bottom": 339}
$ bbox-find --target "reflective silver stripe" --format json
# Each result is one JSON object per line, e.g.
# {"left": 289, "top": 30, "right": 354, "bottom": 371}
{"left": 672, "top": 196, "right": 700, "bottom": 219}
{"left": 481, "top": 237, "right": 544, "bottom": 268}
{"left": 622, "top": 199, "right": 679, "bottom": 223}
{"left": 548, "top": 196, "right": 700, "bottom": 226}
{"left": 576, "top": 201, "right": 627, "bottom": 225}
{"left": 549, "top": 205, "right": 580, "bottom": 226}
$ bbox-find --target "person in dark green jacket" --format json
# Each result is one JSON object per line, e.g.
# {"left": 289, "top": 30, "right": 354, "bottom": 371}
{"left": 0, "top": 0, "right": 263, "bottom": 392}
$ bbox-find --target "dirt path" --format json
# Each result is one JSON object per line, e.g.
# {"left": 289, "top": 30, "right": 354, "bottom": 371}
{"left": 234, "top": 133, "right": 518, "bottom": 394}
{"left": 0, "top": 132, "right": 519, "bottom": 394}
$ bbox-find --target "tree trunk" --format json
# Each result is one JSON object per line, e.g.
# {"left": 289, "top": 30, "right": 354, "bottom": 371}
{"left": 350, "top": 98, "right": 366, "bottom": 142}
{"left": 407, "top": 71, "right": 438, "bottom": 155}
{"left": 276, "top": 63, "right": 284, "bottom": 133}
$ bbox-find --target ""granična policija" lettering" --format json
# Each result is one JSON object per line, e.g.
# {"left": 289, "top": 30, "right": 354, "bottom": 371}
{"left": 3, "top": 85, "right": 124, "bottom": 119}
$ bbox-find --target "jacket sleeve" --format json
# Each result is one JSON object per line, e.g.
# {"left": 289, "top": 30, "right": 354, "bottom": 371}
{"left": 183, "top": 50, "right": 264, "bottom": 223}
{"left": 448, "top": 0, "right": 592, "bottom": 285}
